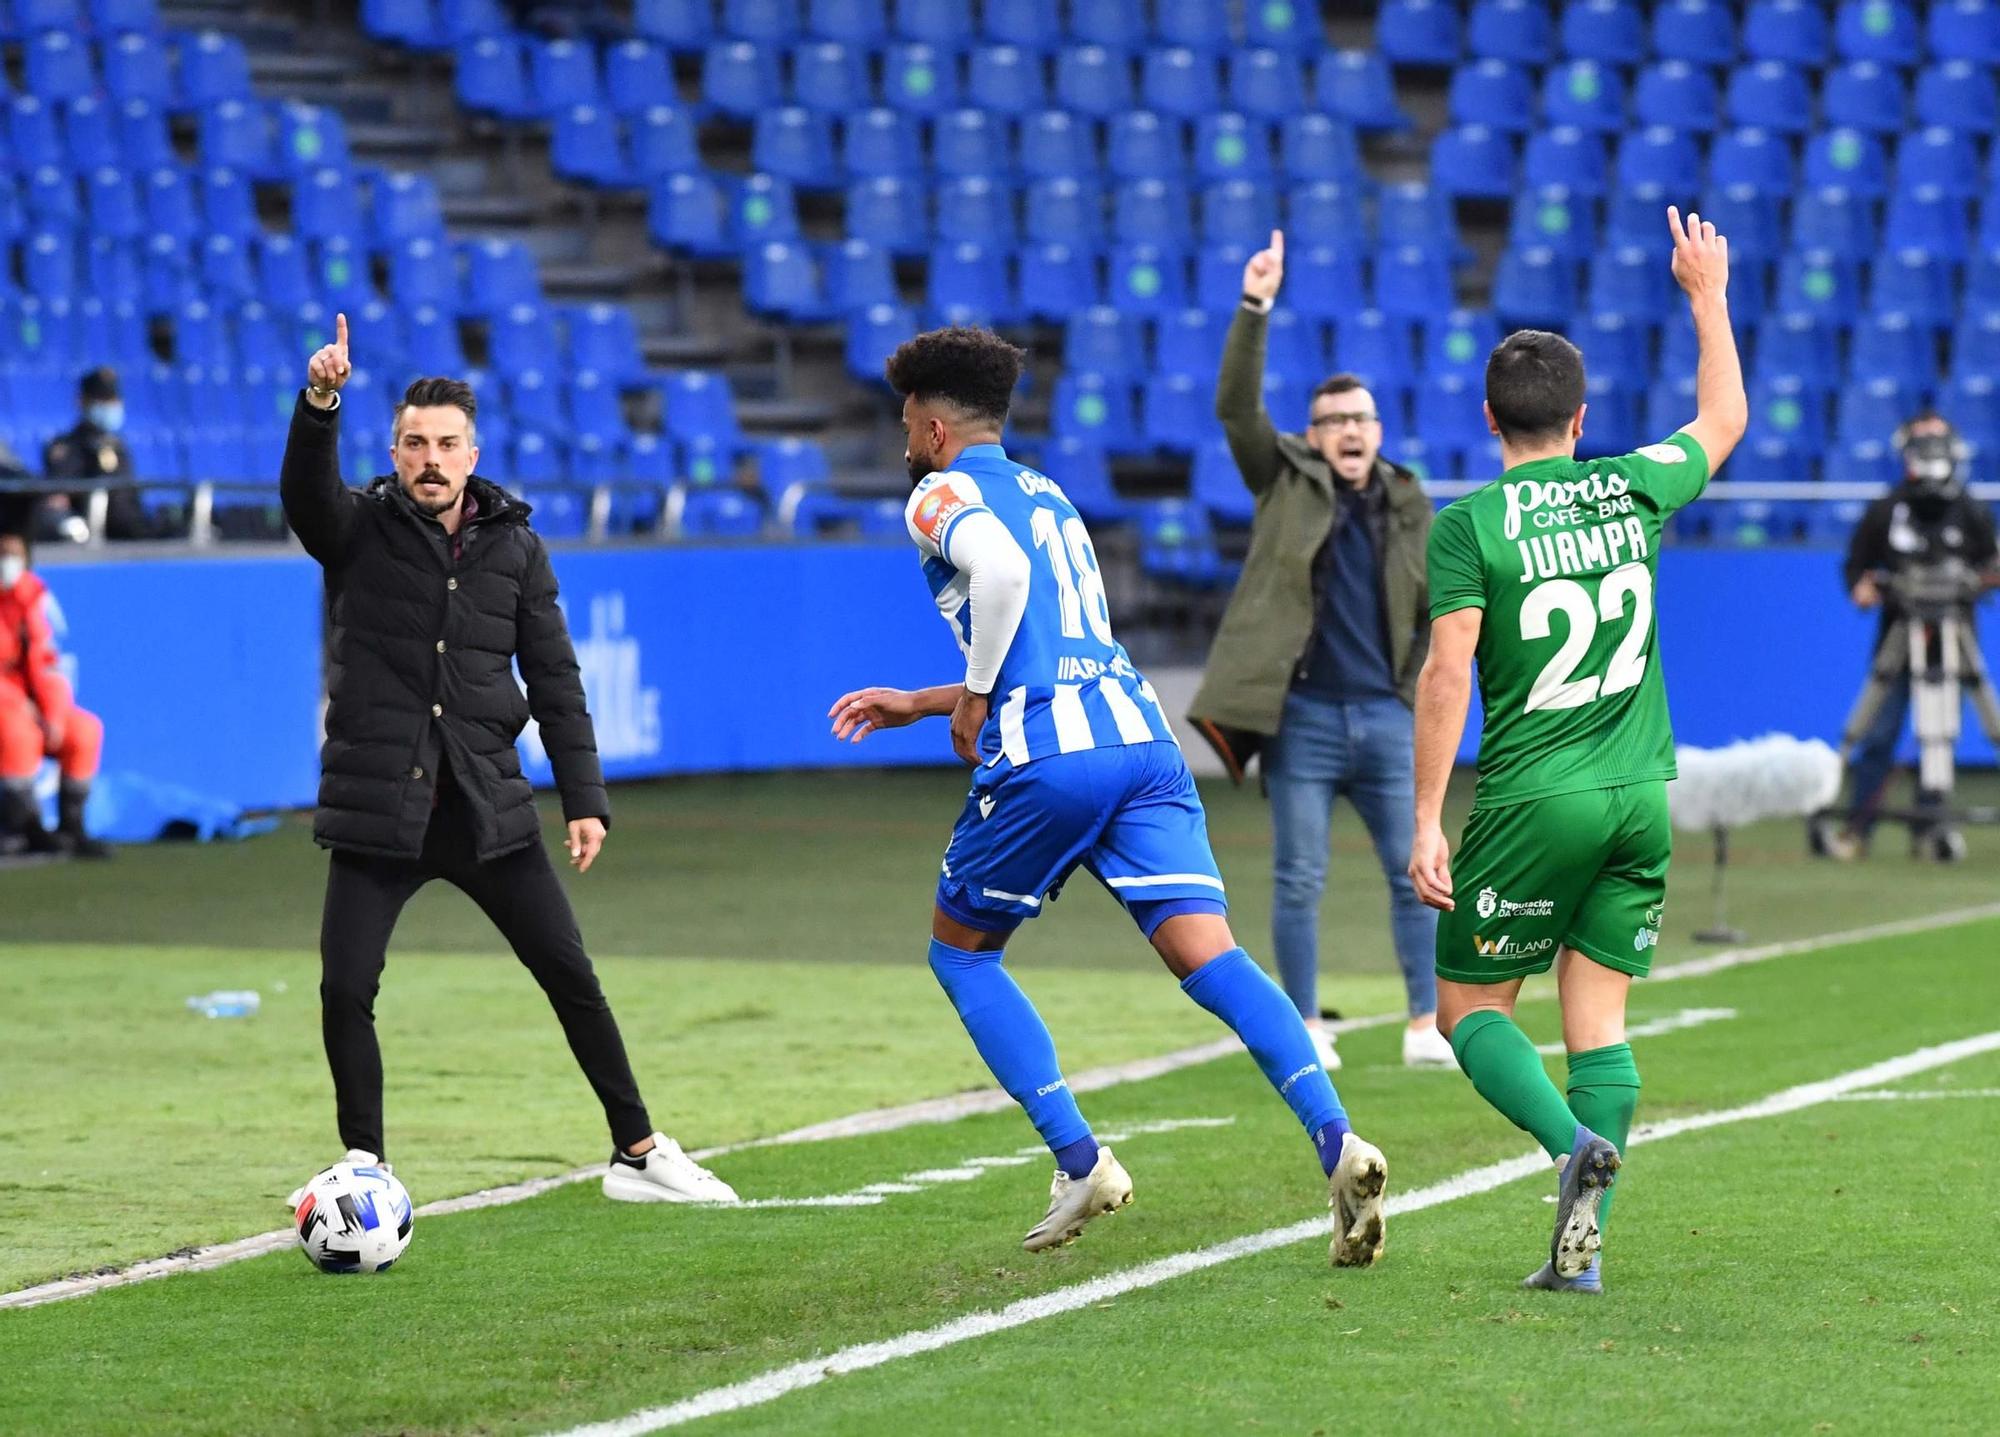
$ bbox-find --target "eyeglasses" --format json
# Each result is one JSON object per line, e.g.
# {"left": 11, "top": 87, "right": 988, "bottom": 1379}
{"left": 1309, "top": 411, "right": 1379, "bottom": 429}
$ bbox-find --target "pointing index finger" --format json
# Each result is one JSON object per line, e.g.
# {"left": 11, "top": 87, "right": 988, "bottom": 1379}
{"left": 334, "top": 311, "right": 349, "bottom": 359}
{"left": 1269, "top": 228, "right": 1284, "bottom": 262}
{"left": 1666, "top": 205, "right": 1686, "bottom": 245}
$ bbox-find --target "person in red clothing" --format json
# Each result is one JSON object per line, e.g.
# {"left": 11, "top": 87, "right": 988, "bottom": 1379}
{"left": 0, "top": 520, "right": 109, "bottom": 858}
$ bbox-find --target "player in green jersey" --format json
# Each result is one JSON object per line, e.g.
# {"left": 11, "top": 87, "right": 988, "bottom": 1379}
{"left": 1408, "top": 209, "right": 1747, "bottom": 1292}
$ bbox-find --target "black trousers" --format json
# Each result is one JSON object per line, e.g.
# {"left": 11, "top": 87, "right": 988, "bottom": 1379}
{"left": 318, "top": 786, "right": 652, "bottom": 1158}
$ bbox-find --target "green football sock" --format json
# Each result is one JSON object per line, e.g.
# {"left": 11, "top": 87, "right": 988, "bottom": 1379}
{"left": 1449, "top": 1009, "right": 1581, "bottom": 1161}
{"left": 1566, "top": 1042, "right": 1641, "bottom": 1232}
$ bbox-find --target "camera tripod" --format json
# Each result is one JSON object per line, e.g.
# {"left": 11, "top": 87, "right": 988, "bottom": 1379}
{"left": 1810, "top": 562, "right": 2000, "bottom": 861}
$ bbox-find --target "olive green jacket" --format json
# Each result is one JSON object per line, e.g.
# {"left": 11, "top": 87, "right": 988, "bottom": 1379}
{"left": 1187, "top": 306, "right": 1434, "bottom": 774}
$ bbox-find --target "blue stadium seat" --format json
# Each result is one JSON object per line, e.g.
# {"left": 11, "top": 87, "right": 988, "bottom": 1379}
{"left": 661, "top": 368, "right": 743, "bottom": 448}
{"left": 1725, "top": 62, "right": 1812, "bottom": 136}
{"left": 635, "top": 0, "right": 712, "bottom": 49}
{"left": 1245, "top": 0, "right": 1322, "bottom": 56}
{"left": 1587, "top": 244, "right": 1671, "bottom": 322}
{"left": 1334, "top": 309, "right": 1417, "bottom": 390}
{"left": 1777, "top": 250, "right": 1861, "bottom": 326}
{"left": 842, "top": 106, "right": 921, "bottom": 178}
{"left": 1378, "top": 244, "right": 1458, "bottom": 320}
{"left": 1965, "top": 245, "right": 2000, "bottom": 307}
{"left": 1760, "top": 312, "right": 1841, "bottom": 390}
{"left": 1793, "top": 184, "right": 1878, "bottom": 258}
{"left": 552, "top": 104, "right": 634, "bottom": 188}
{"left": 25, "top": 233, "right": 79, "bottom": 299}
{"left": 1137, "top": 499, "right": 1232, "bottom": 587}
{"left": 937, "top": 174, "right": 1015, "bottom": 244}
{"left": 934, "top": 109, "right": 1006, "bottom": 183}
{"left": 199, "top": 102, "right": 273, "bottom": 177}
{"left": 704, "top": 40, "right": 783, "bottom": 116}
{"left": 1227, "top": 49, "right": 1304, "bottom": 122}
{"left": 372, "top": 170, "right": 445, "bottom": 248}
{"left": 1051, "top": 372, "right": 1135, "bottom": 450}
{"left": 25, "top": 165, "right": 79, "bottom": 231}
{"left": 1900, "top": 129, "right": 1981, "bottom": 199}
{"left": 510, "top": 431, "right": 564, "bottom": 484}
{"left": 1194, "top": 242, "right": 1253, "bottom": 309}
{"left": 751, "top": 106, "right": 835, "bottom": 185}
{"left": 26, "top": 32, "right": 93, "bottom": 104}
{"left": 82, "top": 238, "right": 140, "bottom": 309}
{"left": 1645, "top": 372, "right": 1698, "bottom": 438}
{"left": 1070, "top": 0, "right": 1145, "bottom": 51}
{"left": 462, "top": 236, "right": 539, "bottom": 313}
{"left": 927, "top": 240, "right": 1013, "bottom": 324}
{"left": 1823, "top": 441, "right": 1897, "bottom": 488}
{"left": 632, "top": 104, "right": 702, "bottom": 180}
{"left": 1824, "top": 62, "right": 1906, "bottom": 136}
{"left": 1313, "top": 52, "right": 1408, "bottom": 132}
{"left": 1835, "top": 376, "right": 1916, "bottom": 443}
{"left": 1803, "top": 129, "right": 1887, "bottom": 200}
{"left": 438, "top": 0, "right": 508, "bottom": 42}
{"left": 528, "top": 39, "right": 602, "bottom": 118}
{"left": 201, "top": 166, "right": 258, "bottom": 241}
{"left": 292, "top": 171, "right": 364, "bottom": 245}
{"left": 1287, "top": 179, "right": 1362, "bottom": 237}
{"left": 1107, "top": 242, "right": 1185, "bottom": 317}
{"left": 1414, "top": 373, "right": 1494, "bottom": 466}
{"left": 63, "top": 98, "right": 119, "bottom": 173}
{"left": 1915, "top": 62, "right": 1998, "bottom": 136}
{"left": 1053, "top": 45, "right": 1133, "bottom": 120}
{"left": 1711, "top": 128, "right": 1794, "bottom": 194}
{"left": 1542, "top": 62, "right": 1625, "bottom": 134}
{"left": 1562, "top": 0, "right": 1646, "bottom": 65}
{"left": 1604, "top": 182, "right": 1666, "bottom": 253}
{"left": 1749, "top": 375, "right": 1829, "bottom": 456}
{"left": 1885, "top": 188, "right": 1971, "bottom": 263}
{"left": 1930, "top": 0, "right": 2000, "bottom": 63}
{"left": 1636, "top": 61, "right": 1720, "bottom": 134}
{"left": 455, "top": 35, "right": 531, "bottom": 119}
{"left": 1430, "top": 125, "right": 1516, "bottom": 199}
{"left": 1508, "top": 184, "right": 1597, "bottom": 261}
{"left": 313, "top": 235, "right": 373, "bottom": 309}
{"left": 1018, "top": 241, "right": 1099, "bottom": 316}
{"left": 1024, "top": 177, "right": 1100, "bottom": 246}
{"left": 1578, "top": 374, "right": 1642, "bottom": 457}
{"left": 103, "top": 32, "right": 172, "bottom": 105}
{"left": 276, "top": 104, "right": 350, "bottom": 178}
{"left": 790, "top": 40, "right": 869, "bottom": 113}
{"left": 978, "top": 0, "right": 1054, "bottom": 49}
{"left": 1654, "top": 0, "right": 1736, "bottom": 64}
{"left": 387, "top": 236, "right": 455, "bottom": 309}
{"left": 1140, "top": 46, "right": 1221, "bottom": 119}
{"left": 1156, "top": 0, "right": 1234, "bottom": 53}
{"left": 1468, "top": 0, "right": 1552, "bottom": 63}
{"left": 1142, "top": 371, "right": 1221, "bottom": 452}
{"left": 1424, "top": 309, "right": 1498, "bottom": 379}
{"left": 1871, "top": 248, "right": 1956, "bottom": 326}
{"left": 603, "top": 41, "right": 673, "bottom": 117}
{"left": 730, "top": 173, "right": 800, "bottom": 247}
{"left": 1849, "top": 311, "right": 1938, "bottom": 388}
{"left": 648, "top": 170, "right": 728, "bottom": 255}
{"left": 142, "top": 166, "right": 196, "bottom": 243}
{"left": 1743, "top": 0, "right": 1829, "bottom": 64}
{"left": 724, "top": 0, "right": 800, "bottom": 43}
{"left": 967, "top": 44, "right": 1046, "bottom": 117}
{"left": 1018, "top": 109, "right": 1091, "bottom": 181}
{"left": 84, "top": 167, "right": 143, "bottom": 241}
{"left": 1262, "top": 307, "right": 1327, "bottom": 383}
{"left": 1376, "top": 0, "right": 1460, "bottom": 66}
{"left": 1616, "top": 127, "right": 1700, "bottom": 192}
{"left": 843, "top": 299, "right": 915, "bottom": 379}
{"left": 1196, "top": 178, "right": 1272, "bottom": 248}
{"left": 1701, "top": 183, "right": 1784, "bottom": 260}
{"left": 846, "top": 175, "right": 927, "bottom": 254}
{"left": 1283, "top": 244, "right": 1365, "bottom": 320}
{"left": 6, "top": 99, "right": 63, "bottom": 176}
{"left": 808, "top": 0, "right": 884, "bottom": 43}
{"left": 110, "top": 100, "right": 172, "bottom": 173}
{"left": 1107, "top": 111, "right": 1185, "bottom": 182}
{"left": 1945, "top": 374, "right": 2000, "bottom": 452}
{"left": 758, "top": 435, "right": 831, "bottom": 496}
{"left": 254, "top": 235, "right": 319, "bottom": 313}
{"left": 1156, "top": 306, "right": 1223, "bottom": 381}
{"left": 1953, "top": 306, "right": 2000, "bottom": 380}
{"left": 1114, "top": 178, "right": 1192, "bottom": 245}
{"left": 1524, "top": 126, "right": 1607, "bottom": 197}
{"left": 1064, "top": 305, "right": 1144, "bottom": 379}
{"left": 93, "top": 0, "right": 158, "bottom": 31}
{"left": 744, "top": 239, "right": 821, "bottom": 316}
{"left": 1578, "top": 311, "right": 1649, "bottom": 389}
{"left": 1449, "top": 60, "right": 1535, "bottom": 133}
{"left": 567, "top": 301, "right": 642, "bottom": 380}
{"left": 1835, "top": 0, "right": 1920, "bottom": 65}
{"left": 1195, "top": 113, "right": 1275, "bottom": 182}
{"left": 1184, "top": 439, "right": 1250, "bottom": 525}
{"left": 883, "top": 42, "right": 958, "bottom": 116}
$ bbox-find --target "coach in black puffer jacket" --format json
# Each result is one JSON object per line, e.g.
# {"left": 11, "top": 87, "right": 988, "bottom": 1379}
{"left": 280, "top": 386, "right": 607, "bottom": 862}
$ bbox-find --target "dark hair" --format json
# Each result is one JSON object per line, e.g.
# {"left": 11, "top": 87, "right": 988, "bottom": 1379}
{"left": 883, "top": 326, "right": 1025, "bottom": 427}
{"left": 1484, "top": 330, "right": 1587, "bottom": 443}
{"left": 1310, "top": 373, "right": 1367, "bottom": 405}
{"left": 394, "top": 376, "right": 479, "bottom": 445}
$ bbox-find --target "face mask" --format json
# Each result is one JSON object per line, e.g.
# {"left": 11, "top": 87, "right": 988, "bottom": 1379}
{"left": 0, "top": 556, "right": 25, "bottom": 590}
{"left": 87, "top": 402, "right": 125, "bottom": 433}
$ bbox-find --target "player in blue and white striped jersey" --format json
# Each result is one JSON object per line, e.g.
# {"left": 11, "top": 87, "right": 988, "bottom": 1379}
{"left": 830, "top": 327, "right": 1388, "bottom": 1263}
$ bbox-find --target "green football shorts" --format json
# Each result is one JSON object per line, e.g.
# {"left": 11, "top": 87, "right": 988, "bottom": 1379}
{"left": 1435, "top": 780, "right": 1671, "bottom": 985}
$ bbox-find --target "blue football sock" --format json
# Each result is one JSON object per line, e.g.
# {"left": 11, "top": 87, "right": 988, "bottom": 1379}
{"left": 1052, "top": 1135, "right": 1101, "bottom": 1180}
{"left": 928, "top": 939, "right": 1093, "bottom": 1156}
{"left": 1182, "top": 948, "right": 1351, "bottom": 1175}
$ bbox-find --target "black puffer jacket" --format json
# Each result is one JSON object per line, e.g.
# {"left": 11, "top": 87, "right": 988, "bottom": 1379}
{"left": 280, "top": 392, "right": 607, "bottom": 861}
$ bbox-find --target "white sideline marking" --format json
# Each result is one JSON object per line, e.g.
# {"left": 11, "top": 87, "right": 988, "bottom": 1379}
{"left": 548, "top": 1030, "right": 2000, "bottom": 1437}
{"left": 7, "top": 904, "right": 1997, "bottom": 1311}
{"left": 1836, "top": 1087, "right": 2000, "bottom": 1101}
{"left": 1534, "top": 1006, "right": 1738, "bottom": 1055}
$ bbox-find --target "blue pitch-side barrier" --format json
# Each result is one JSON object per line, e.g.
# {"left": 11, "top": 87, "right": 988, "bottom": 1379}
{"left": 31, "top": 541, "right": 2000, "bottom": 813}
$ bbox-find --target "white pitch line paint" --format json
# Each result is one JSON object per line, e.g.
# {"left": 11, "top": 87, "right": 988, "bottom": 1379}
{"left": 1534, "top": 1006, "right": 1738, "bottom": 1056}
{"left": 548, "top": 1030, "right": 2000, "bottom": 1437}
{"left": 9, "top": 904, "right": 1997, "bottom": 1312}
{"left": 1836, "top": 1088, "right": 2000, "bottom": 1101}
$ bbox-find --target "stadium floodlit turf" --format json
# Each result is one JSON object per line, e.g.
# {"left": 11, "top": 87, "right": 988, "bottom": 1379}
{"left": 3, "top": 771, "right": 1997, "bottom": 1434}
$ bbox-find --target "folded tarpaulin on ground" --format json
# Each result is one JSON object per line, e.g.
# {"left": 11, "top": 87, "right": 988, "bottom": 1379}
{"left": 34, "top": 770, "right": 281, "bottom": 844}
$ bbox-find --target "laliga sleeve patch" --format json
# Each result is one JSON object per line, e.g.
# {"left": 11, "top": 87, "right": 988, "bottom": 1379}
{"left": 909, "top": 473, "right": 984, "bottom": 544}
{"left": 1636, "top": 442, "right": 1687, "bottom": 464}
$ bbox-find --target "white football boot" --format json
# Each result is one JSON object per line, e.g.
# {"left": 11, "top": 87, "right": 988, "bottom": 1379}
{"left": 287, "top": 1149, "right": 387, "bottom": 1209}
{"left": 1304, "top": 1019, "right": 1342, "bottom": 1073}
{"left": 602, "top": 1133, "right": 739, "bottom": 1204}
{"left": 1402, "top": 1022, "right": 1456, "bottom": 1068}
{"left": 1327, "top": 1133, "right": 1389, "bottom": 1268}
{"left": 1022, "top": 1147, "right": 1134, "bottom": 1251}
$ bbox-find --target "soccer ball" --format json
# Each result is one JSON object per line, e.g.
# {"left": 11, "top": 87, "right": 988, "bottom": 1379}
{"left": 294, "top": 1161, "right": 414, "bottom": 1274}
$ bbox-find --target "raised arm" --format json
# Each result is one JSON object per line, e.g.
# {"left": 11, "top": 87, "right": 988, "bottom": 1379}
{"left": 1668, "top": 208, "right": 1748, "bottom": 475}
{"left": 1408, "top": 606, "right": 1482, "bottom": 913}
{"left": 1215, "top": 229, "right": 1287, "bottom": 497}
{"left": 280, "top": 311, "right": 360, "bottom": 566}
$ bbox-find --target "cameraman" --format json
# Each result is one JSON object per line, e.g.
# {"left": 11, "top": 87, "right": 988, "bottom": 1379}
{"left": 1825, "top": 412, "right": 1999, "bottom": 859}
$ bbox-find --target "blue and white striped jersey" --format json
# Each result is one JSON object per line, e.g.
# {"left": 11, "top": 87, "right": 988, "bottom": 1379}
{"left": 905, "top": 443, "right": 1178, "bottom": 771}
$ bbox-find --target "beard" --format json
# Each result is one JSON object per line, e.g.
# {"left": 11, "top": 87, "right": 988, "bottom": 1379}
{"left": 905, "top": 450, "right": 935, "bottom": 486}
{"left": 405, "top": 467, "right": 458, "bottom": 515}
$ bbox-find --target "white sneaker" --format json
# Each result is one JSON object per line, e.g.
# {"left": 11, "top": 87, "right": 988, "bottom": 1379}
{"left": 602, "top": 1133, "right": 739, "bottom": 1204}
{"left": 287, "top": 1149, "right": 387, "bottom": 1209}
{"left": 1021, "top": 1147, "right": 1133, "bottom": 1252}
{"left": 1327, "top": 1133, "right": 1388, "bottom": 1268}
{"left": 1402, "top": 1022, "right": 1456, "bottom": 1068}
{"left": 1305, "top": 1020, "right": 1342, "bottom": 1073}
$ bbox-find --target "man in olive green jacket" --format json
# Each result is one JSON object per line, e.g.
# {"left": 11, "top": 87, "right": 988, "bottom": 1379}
{"left": 1187, "top": 231, "right": 1449, "bottom": 1072}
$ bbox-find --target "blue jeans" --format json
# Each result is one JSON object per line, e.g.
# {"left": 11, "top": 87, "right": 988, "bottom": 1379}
{"left": 1264, "top": 690, "right": 1438, "bottom": 1020}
